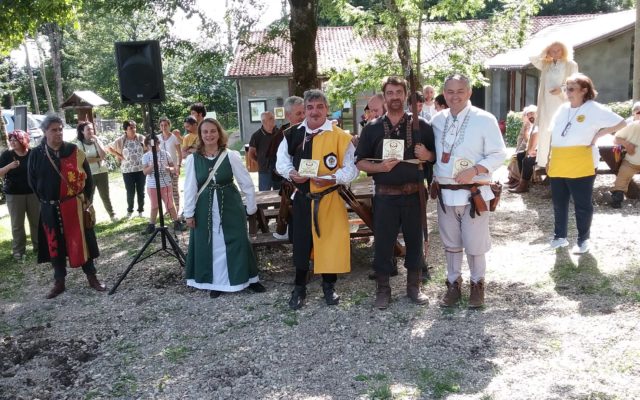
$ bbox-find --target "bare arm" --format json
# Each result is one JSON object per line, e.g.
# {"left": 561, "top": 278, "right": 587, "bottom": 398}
{"left": 355, "top": 159, "right": 400, "bottom": 174}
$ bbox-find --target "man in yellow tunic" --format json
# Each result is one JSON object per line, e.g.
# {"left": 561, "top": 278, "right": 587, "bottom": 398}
{"left": 276, "top": 89, "right": 358, "bottom": 310}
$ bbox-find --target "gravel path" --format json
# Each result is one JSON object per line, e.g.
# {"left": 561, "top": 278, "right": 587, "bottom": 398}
{"left": 1, "top": 172, "right": 639, "bottom": 399}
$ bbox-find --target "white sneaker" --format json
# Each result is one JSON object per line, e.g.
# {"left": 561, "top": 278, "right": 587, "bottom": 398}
{"left": 550, "top": 238, "right": 569, "bottom": 249}
{"left": 126, "top": 212, "right": 133, "bottom": 219}
{"left": 110, "top": 215, "right": 118, "bottom": 222}
{"left": 137, "top": 211, "right": 145, "bottom": 218}
{"left": 572, "top": 240, "right": 590, "bottom": 254}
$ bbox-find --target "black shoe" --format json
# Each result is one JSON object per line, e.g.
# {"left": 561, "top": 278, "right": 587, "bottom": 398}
{"left": 611, "top": 190, "right": 624, "bottom": 209}
{"left": 248, "top": 282, "right": 266, "bottom": 293}
{"left": 288, "top": 285, "right": 306, "bottom": 310}
{"left": 209, "top": 290, "right": 222, "bottom": 298}
{"left": 173, "top": 221, "right": 186, "bottom": 231}
{"left": 321, "top": 281, "right": 340, "bottom": 306}
{"left": 142, "top": 223, "right": 155, "bottom": 235}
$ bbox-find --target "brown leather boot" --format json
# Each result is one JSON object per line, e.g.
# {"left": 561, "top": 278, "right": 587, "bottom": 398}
{"left": 374, "top": 273, "right": 391, "bottom": 310}
{"left": 406, "top": 269, "right": 429, "bottom": 305}
{"left": 508, "top": 180, "right": 529, "bottom": 193}
{"left": 469, "top": 279, "right": 485, "bottom": 308}
{"left": 439, "top": 277, "right": 462, "bottom": 307}
{"left": 46, "top": 279, "right": 65, "bottom": 299}
{"left": 87, "top": 273, "right": 107, "bottom": 292}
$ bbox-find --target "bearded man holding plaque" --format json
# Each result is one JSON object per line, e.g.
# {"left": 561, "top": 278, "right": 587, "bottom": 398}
{"left": 430, "top": 74, "right": 507, "bottom": 309}
{"left": 275, "top": 89, "right": 358, "bottom": 310}
{"left": 355, "top": 76, "right": 436, "bottom": 310}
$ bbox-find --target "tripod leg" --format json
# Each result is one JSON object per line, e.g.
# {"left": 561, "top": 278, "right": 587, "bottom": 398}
{"left": 108, "top": 228, "right": 161, "bottom": 295}
{"left": 162, "top": 227, "right": 186, "bottom": 266}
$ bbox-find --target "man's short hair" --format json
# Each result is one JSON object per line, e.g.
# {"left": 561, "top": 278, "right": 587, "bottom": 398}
{"left": 303, "top": 89, "right": 328, "bottom": 106}
{"left": 284, "top": 96, "right": 304, "bottom": 113}
{"left": 189, "top": 102, "right": 206, "bottom": 117}
{"left": 381, "top": 76, "right": 408, "bottom": 95}
{"left": 183, "top": 116, "right": 197, "bottom": 125}
{"left": 444, "top": 74, "right": 471, "bottom": 90}
{"left": 261, "top": 111, "right": 274, "bottom": 121}
{"left": 632, "top": 101, "right": 640, "bottom": 112}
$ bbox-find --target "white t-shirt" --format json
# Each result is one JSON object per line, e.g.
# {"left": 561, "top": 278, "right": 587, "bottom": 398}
{"left": 142, "top": 150, "right": 173, "bottom": 188}
{"left": 158, "top": 133, "right": 181, "bottom": 167}
{"left": 550, "top": 100, "right": 624, "bottom": 166}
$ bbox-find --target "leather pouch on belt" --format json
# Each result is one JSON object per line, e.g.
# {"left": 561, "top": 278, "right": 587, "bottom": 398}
{"left": 470, "top": 186, "right": 488, "bottom": 214}
{"left": 429, "top": 181, "right": 439, "bottom": 200}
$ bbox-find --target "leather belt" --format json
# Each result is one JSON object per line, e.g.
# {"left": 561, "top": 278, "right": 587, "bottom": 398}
{"left": 306, "top": 185, "right": 341, "bottom": 237}
{"left": 375, "top": 182, "right": 421, "bottom": 196}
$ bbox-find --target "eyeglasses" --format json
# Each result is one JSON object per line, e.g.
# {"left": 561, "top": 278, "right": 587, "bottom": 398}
{"left": 562, "top": 86, "right": 579, "bottom": 93}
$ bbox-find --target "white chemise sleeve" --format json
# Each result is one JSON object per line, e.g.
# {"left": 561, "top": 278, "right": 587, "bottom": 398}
{"left": 228, "top": 150, "right": 257, "bottom": 215}
{"left": 182, "top": 154, "right": 197, "bottom": 218}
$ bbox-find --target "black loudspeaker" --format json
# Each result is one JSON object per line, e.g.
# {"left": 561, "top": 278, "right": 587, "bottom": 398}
{"left": 114, "top": 40, "right": 165, "bottom": 104}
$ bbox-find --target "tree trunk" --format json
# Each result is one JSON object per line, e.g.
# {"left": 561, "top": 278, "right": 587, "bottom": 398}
{"left": 0, "top": 108, "right": 7, "bottom": 150}
{"left": 23, "top": 40, "right": 41, "bottom": 115}
{"left": 288, "top": 0, "right": 319, "bottom": 96}
{"left": 386, "top": 0, "right": 412, "bottom": 77}
{"left": 46, "top": 23, "right": 65, "bottom": 118}
{"left": 35, "top": 34, "right": 54, "bottom": 113}
{"left": 634, "top": 0, "right": 640, "bottom": 101}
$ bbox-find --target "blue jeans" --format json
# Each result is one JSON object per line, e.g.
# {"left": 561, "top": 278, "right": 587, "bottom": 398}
{"left": 549, "top": 175, "right": 595, "bottom": 244}
{"left": 122, "top": 171, "right": 146, "bottom": 213}
{"left": 258, "top": 171, "right": 281, "bottom": 191}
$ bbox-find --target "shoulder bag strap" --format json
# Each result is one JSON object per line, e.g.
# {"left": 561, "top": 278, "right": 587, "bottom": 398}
{"left": 195, "top": 150, "right": 228, "bottom": 200}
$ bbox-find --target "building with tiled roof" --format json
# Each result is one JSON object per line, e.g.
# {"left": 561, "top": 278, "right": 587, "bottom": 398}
{"left": 226, "top": 10, "right": 635, "bottom": 140}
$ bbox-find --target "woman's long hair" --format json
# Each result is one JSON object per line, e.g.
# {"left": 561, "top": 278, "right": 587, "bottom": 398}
{"left": 196, "top": 118, "right": 228, "bottom": 155}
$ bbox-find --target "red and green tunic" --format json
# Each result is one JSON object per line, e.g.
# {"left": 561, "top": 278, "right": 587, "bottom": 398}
{"left": 28, "top": 142, "right": 99, "bottom": 267}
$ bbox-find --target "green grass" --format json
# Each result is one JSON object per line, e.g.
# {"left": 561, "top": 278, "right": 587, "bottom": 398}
{"left": 162, "top": 345, "right": 190, "bottom": 363}
{"left": 0, "top": 219, "right": 26, "bottom": 299}
{"left": 110, "top": 372, "right": 138, "bottom": 397}
{"left": 417, "top": 367, "right": 462, "bottom": 398}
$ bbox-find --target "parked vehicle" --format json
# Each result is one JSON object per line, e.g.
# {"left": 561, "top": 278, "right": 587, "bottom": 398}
{"left": 1, "top": 109, "right": 43, "bottom": 147}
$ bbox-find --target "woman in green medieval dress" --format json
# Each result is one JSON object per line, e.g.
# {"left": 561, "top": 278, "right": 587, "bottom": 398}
{"left": 183, "top": 118, "right": 266, "bottom": 298}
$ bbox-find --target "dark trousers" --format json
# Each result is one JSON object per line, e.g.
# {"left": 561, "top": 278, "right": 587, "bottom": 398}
{"left": 372, "top": 193, "right": 424, "bottom": 274}
{"left": 258, "top": 171, "right": 281, "bottom": 191}
{"left": 122, "top": 171, "right": 146, "bottom": 213}
{"left": 291, "top": 191, "right": 336, "bottom": 286}
{"left": 52, "top": 258, "right": 96, "bottom": 280}
{"left": 516, "top": 151, "right": 526, "bottom": 173}
{"left": 521, "top": 155, "right": 537, "bottom": 181}
{"left": 550, "top": 175, "right": 595, "bottom": 244}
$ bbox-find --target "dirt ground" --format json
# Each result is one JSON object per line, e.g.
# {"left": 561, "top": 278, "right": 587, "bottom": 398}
{"left": 0, "top": 171, "right": 639, "bottom": 400}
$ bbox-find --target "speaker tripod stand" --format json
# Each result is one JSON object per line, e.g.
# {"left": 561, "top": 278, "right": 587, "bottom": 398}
{"left": 109, "top": 103, "right": 185, "bottom": 295}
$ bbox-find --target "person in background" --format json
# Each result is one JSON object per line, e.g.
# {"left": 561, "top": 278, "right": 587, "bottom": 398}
{"left": 609, "top": 103, "right": 640, "bottom": 208}
{"left": 183, "top": 118, "right": 265, "bottom": 298}
{"left": 107, "top": 120, "right": 146, "bottom": 218}
{"left": 181, "top": 116, "right": 200, "bottom": 158}
{"left": 172, "top": 128, "right": 183, "bottom": 145}
{"left": 530, "top": 40, "right": 579, "bottom": 169}
{"left": 190, "top": 102, "right": 206, "bottom": 126}
{"left": 0, "top": 130, "right": 39, "bottom": 262}
{"left": 28, "top": 115, "right": 105, "bottom": 299}
{"left": 158, "top": 117, "right": 182, "bottom": 215}
{"left": 507, "top": 105, "right": 538, "bottom": 193}
{"left": 249, "top": 111, "right": 281, "bottom": 191}
{"left": 624, "top": 101, "right": 640, "bottom": 124}
{"left": 420, "top": 85, "right": 437, "bottom": 122}
{"left": 74, "top": 122, "right": 116, "bottom": 221}
{"left": 434, "top": 94, "right": 448, "bottom": 112}
{"left": 547, "top": 73, "right": 625, "bottom": 253}
{"left": 141, "top": 135, "right": 183, "bottom": 233}
{"left": 367, "top": 94, "right": 386, "bottom": 121}
{"left": 408, "top": 91, "right": 425, "bottom": 116}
